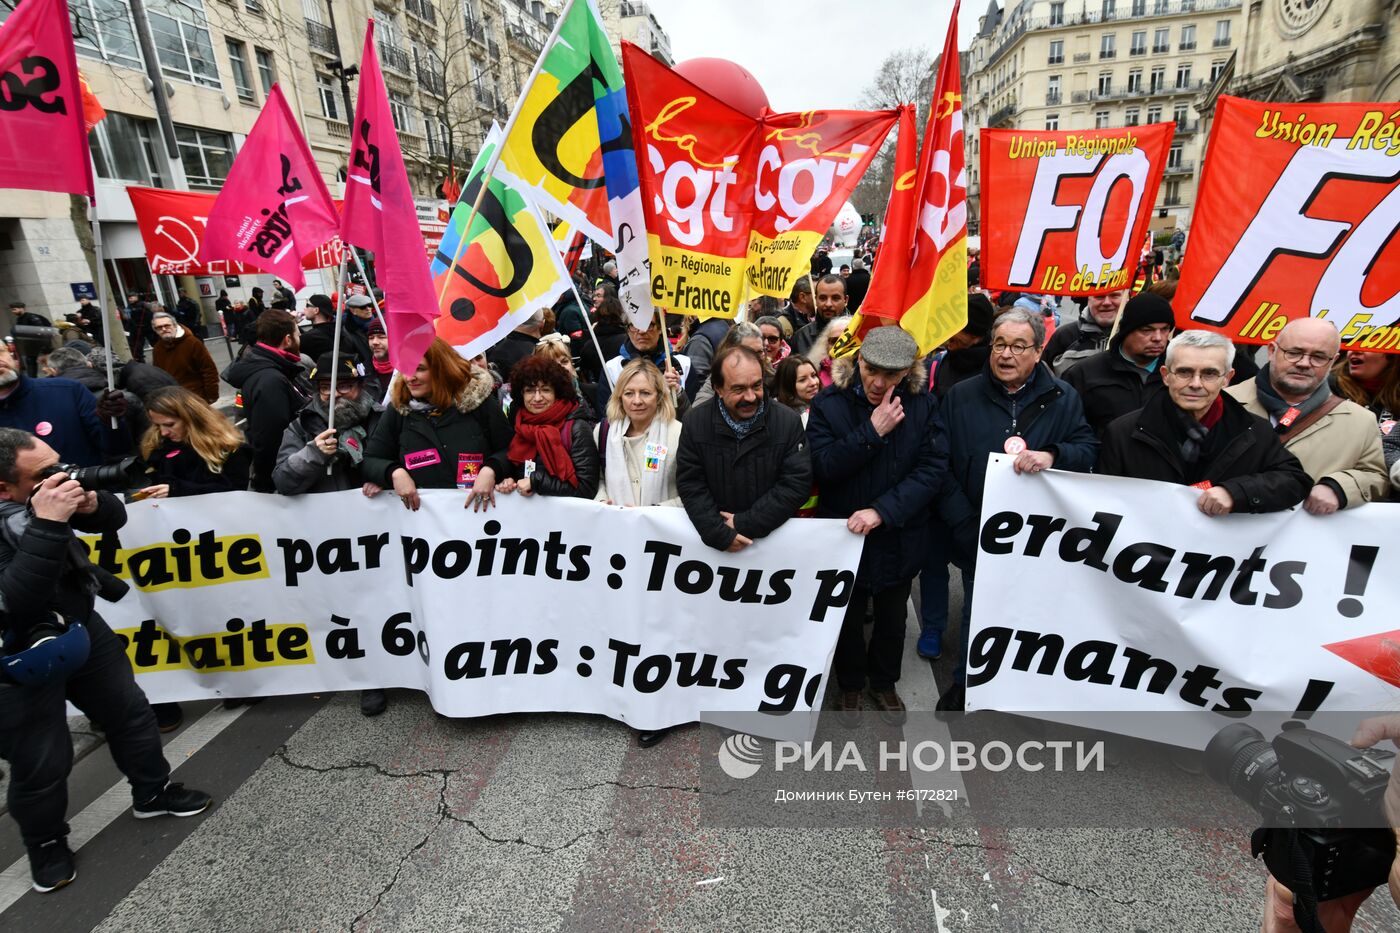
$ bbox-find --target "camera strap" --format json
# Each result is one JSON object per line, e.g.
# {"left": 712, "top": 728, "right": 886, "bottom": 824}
{"left": 1285, "top": 833, "right": 1325, "bottom": 933}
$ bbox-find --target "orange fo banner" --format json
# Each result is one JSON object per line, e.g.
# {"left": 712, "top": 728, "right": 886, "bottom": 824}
{"left": 1176, "top": 96, "right": 1400, "bottom": 351}
{"left": 979, "top": 123, "right": 1174, "bottom": 296}
{"left": 621, "top": 42, "right": 896, "bottom": 319}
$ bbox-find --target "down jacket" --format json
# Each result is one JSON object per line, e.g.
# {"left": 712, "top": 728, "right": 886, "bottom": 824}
{"left": 807, "top": 356, "right": 948, "bottom": 590}
{"left": 363, "top": 365, "right": 513, "bottom": 491}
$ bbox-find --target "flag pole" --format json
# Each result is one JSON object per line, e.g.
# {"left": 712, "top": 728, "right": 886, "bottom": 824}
{"left": 326, "top": 248, "right": 351, "bottom": 440}
{"left": 346, "top": 246, "right": 390, "bottom": 336}
{"left": 569, "top": 277, "right": 613, "bottom": 391}
{"left": 89, "top": 202, "right": 118, "bottom": 429}
{"left": 655, "top": 305, "right": 677, "bottom": 404}
{"left": 434, "top": 0, "right": 579, "bottom": 307}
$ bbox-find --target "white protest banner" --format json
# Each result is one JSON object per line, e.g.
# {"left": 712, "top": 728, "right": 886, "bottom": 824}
{"left": 82, "top": 493, "right": 861, "bottom": 736}
{"left": 966, "top": 457, "right": 1398, "bottom": 735}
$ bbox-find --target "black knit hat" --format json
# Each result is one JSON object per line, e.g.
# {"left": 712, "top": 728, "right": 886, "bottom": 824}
{"left": 1113, "top": 293, "right": 1175, "bottom": 346}
{"left": 307, "top": 294, "right": 333, "bottom": 316}
{"left": 964, "top": 293, "right": 996, "bottom": 338}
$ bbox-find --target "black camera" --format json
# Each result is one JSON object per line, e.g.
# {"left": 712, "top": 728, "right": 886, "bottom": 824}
{"left": 1206, "top": 721, "right": 1396, "bottom": 911}
{"left": 38, "top": 457, "right": 141, "bottom": 492}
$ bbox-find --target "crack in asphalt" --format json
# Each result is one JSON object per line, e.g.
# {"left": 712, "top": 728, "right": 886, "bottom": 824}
{"left": 272, "top": 747, "right": 609, "bottom": 929}
{"left": 1022, "top": 869, "right": 1142, "bottom": 907}
{"left": 559, "top": 779, "right": 705, "bottom": 794}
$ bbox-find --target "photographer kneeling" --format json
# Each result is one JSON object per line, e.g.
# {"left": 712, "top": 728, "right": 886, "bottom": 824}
{"left": 0, "top": 428, "right": 212, "bottom": 894}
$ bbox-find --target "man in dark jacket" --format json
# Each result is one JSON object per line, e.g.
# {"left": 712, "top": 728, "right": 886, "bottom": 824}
{"left": 173, "top": 290, "right": 203, "bottom": 338}
{"left": 298, "top": 294, "right": 372, "bottom": 370}
{"left": 931, "top": 293, "right": 997, "bottom": 399}
{"left": 0, "top": 429, "right": 211, "bottom": 892}
{"left": 845, "top": 257, "right": 871, "bottom": 312}
{"left": 777, "top": 277, "right": 814, "bottom": 341}
{"left": 1043, "top": 288, "right": 1126, "bottom": 375}
{"left": 223, "top": 310, "right": 311, "bottom": 492}
{"left": 273, "top": 352, "right": 383, "bottom": 497}
{"left": 1098, "top": 329, "right": 1312, "bottom": 515}
{"left": 1062, "top": 291, "right": 1173, "bottom": 437}
{"left": 486, "top": 309, "right": 544, "bottom": 383}
{"left": 808, "top": 327, "right": 947, "bottom": 723}
{"left": 676, "top": 346, "right": 811, "bottom": 553}
{"left": 789, "top": 275, "right": 848, "bottom": 359}
{"left": 681, "top": 317, "right": 731, "bottom": 399}
{"left": 0, "top": 350, "right": 128, "bottom": 465}
{"left": 8, "top": 302, "right": 56, "bottom": 377}
{"left": 936, "top": 309, "right": 1099, "bottom": 712}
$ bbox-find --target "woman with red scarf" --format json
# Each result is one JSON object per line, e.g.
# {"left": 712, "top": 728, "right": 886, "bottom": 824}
{"left": 497, "top": 356, "right": 600, "bottom": 499}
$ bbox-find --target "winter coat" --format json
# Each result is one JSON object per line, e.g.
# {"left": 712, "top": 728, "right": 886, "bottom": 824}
{"left": 505, "top": 407, "right": 600, "bottom": 499}
{"left": 577, "top": 320, "right": 627, "bottom": 383}
{"left": 931, "top": 344, "right": 991, "bottom": 399}
{"left": 675, "top": 398, "right": 811, "bottom": 551}
{"left": 790, "top": 317, "right": 836, "bottom": 360}
{"left": 273, "top": 403, "right": 384, "bottom": 495}
{"left": 1043, "top": 317, "right": 1108, "bottom": 375}
{"left": 487, "top": 331, "right": 539, "bottom": 384}
{"left": 1062, "top": 348, "right": 1166, "bottom": 438}
{"left": 115, "top": 359, "right": 178, "bottom": 400}
{"left": 298, "top": 320, "right": 374, "bottom": 371}
{"left": 1097, "top": 390, "right": 1312, "bottom": 513}
{"left": 140, "top": 439, "right": 251, "bottom": 496}
{"left": 152, "top": 330, "right": 220, "bottom": 402}
{"left": 223, "top": 345, "right": 313, "bottom": 492}
{"left": 939, "top": 362, "right": 1099, "bottom": 534}
{"left": 363, "top": 366, "right": 513, "bottom": 490}
{"left": 807, "top": 357, "right": 948, "bottom": 589}
{"left": 1226, "top": 377, "right": 1389, "bottom": 508}
{"left": 682, "top": 318, "right": 731, "bottom": 399}
{"left": 0, "top": 375, "right": 127, "bottom": 466}
{"left": 845, "top": 268, "right": 871, "bottom": 312}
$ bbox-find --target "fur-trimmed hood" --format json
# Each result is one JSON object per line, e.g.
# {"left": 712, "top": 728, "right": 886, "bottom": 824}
{"left": 828, "top": 352, "right": 928, "bottom": 393}
{"left": 392, "top": 363, "right": 496, "bottom": 415}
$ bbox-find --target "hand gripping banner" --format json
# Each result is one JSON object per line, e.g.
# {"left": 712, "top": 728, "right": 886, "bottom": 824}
{"left": 978, "top": 123, "right": 1174, "bottom": 296}
{"left": 1176, "top": 97, "right": 1400, "bottom": 351}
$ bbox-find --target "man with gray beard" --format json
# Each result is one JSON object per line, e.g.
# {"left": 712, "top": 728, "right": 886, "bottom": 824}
{"left": 272, "top": 353, "right": 383, "bottom": 497}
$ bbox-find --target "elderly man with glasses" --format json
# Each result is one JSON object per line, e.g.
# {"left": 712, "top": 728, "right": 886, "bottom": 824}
{"left": 934, "top": 308, "right": 1099, "bottom": 713}
{"left": 1098, "top": 329, "right": 1311, "bottom": 516}
{"left": 1224, "top": 318, "right": 1389, "bottom": 513}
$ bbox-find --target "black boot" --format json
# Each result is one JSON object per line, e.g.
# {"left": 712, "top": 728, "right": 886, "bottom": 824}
{"left": 360, "top": 689, "right": 388, "bottom": 717}
{"left": 635, "top": 726, "right": 674, "bottom": 748}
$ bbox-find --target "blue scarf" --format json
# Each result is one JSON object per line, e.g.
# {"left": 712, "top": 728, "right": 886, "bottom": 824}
{"left": 719, "top": 398, "right": 766, "bottom": 438}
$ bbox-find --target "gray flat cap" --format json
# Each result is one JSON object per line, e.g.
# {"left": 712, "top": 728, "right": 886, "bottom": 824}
{"left": 859, "top": 325, "right": 919, "bottom": 371}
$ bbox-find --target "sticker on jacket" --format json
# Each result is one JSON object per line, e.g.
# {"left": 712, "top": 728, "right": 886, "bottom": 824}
{"left": 644, "top": 443, "right": 667, "bottom": 472}
{"left": 404, "top": 448, "right": 441, "bottom": 470}
{"left": 457, "top": 453, "right": 483, "bottom": 488}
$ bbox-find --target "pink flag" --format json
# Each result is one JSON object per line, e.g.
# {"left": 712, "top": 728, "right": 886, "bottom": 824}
{"left": 200, "top": 84, "right": 338, "bottom": 290}
{"left": 342, "top": 20, "right": 440, "bottom": 374}
{"left": 0, "top": 0, "right": 94, "bottom": 197}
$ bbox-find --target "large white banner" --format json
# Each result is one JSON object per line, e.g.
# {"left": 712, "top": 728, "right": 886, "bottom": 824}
{"left": 968, "top": 457, "right": 1400, "bottom": 725}
{"left": 84, "top": 493, "right": 864, "bottom": 733}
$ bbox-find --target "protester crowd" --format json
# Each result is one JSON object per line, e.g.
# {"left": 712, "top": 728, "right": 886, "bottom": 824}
{"left": 2, "top": 254, "right": 1398, "bottom": 895}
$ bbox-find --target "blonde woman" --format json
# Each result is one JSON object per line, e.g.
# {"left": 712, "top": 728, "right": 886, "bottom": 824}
{"left": 594, "top": 359, "right": 682, "bottom": 507}
{"left": 136, "top": 387, "right": 251, "bottom": 498}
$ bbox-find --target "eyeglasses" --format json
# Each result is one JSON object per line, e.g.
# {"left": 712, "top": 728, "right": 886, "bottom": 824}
{"left": 1276, "top": 346, "right": 1337, "bottom": 367}
{"left": 762, "top": 334, "right": 782, "bottom": 344}
{"left": 318, "top": 381, "right": 359, "bottom": 395}
{"left": 1167, "top": 367, "right": 1225, "bottom": 383}
{"left": 991, "top": 342, "right": 1038, "bottom": 356}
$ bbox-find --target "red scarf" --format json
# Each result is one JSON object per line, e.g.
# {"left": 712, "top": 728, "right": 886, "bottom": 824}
{"left": 508, "top": 400, "right": 578, "bottom": 486}
{"left": 372, "top": 356, "right": 394, "bottom": 375}
{"left": 1200, "top": 394, "right": 1225, "bottom": 430}
{"left": 256, "top": 342, "right": 302, "bottom": 364}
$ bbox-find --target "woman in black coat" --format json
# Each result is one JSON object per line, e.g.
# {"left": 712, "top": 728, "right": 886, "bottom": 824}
{"left": 497, "top": 356, "right": 599, "bottom": 500}
{"left": 135, "top": 387, "right": 251, "bottom": 498}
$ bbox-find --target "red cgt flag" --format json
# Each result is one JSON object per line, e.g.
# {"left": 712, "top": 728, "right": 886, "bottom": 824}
{"left": 199, "top": 84, "right": 339, "bottom": 290}
{"left": 342, "top": 19, "right": 441, "bottom": 374}
{"left": 0, "top": 0, "right": 94, "bottom": 197}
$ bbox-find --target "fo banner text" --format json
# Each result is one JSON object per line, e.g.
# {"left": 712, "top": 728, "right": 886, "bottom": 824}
{"left": 978, "top": 123, "right": 1173, "bottom": 296}
{"left": 85, "top": 493, "right": 863, "bottom": 736}
{"left": 1176, "top": 96, "right": 1400, "bottom": 351}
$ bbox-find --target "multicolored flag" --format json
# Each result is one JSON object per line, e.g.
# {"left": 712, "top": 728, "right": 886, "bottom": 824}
{"left": 897, "top": 1, "right": 968, "bottom": 354}
{"left": 199, "top": 84, "right": 338, "bottom": 290}
{"left": 431, "top": 125, "right": 573, "bottom": 360}
{"left": 0, "top": 0, "right": 94, "bottom": 197}
{"left": 342, "top": 19, "right": 442, "bottom": 373}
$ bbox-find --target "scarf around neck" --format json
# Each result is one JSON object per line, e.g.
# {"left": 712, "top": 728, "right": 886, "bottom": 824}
{"left": 719, "top": 398, "right": 766, "bottom": 437}
{"left": 509, "top": 399, "right": 578, "bottom": 486}
{"left": 605, "top": 417, "right": 671, "bottom": 507}
{"left": 1255, "top": 365, "right": 1332, "bottom": 425}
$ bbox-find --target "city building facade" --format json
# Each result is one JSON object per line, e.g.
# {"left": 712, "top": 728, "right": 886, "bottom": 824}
{"left": 0, "top": 0, "right": 617, "bottom": 328}
{"left": 963, "top": 0, "right": 1244, "bottom": 236}
{"left": 601, "top": 1, "right": 672, "bottom": 66}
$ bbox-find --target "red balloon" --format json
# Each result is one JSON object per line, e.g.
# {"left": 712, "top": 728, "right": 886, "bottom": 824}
{"left": 673, "top": 58, "right": 770, "bottom": 118}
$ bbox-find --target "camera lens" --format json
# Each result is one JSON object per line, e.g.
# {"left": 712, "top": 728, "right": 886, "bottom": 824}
{"left": 1205, "top": 723, "right": 1280, "bottom": 809}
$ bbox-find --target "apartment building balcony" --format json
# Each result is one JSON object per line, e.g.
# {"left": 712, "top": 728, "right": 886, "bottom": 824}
{"left": 989, "top": 102, "right": 1018, "bottom": 126}
{"left": 406, "top": 0, "right": 436, "bottom": 26}
{"left": 417, "top": 64, "right": 446, "bottom": 97}
{"left": 508, "top": 24, "right": 542, "bottom": 54}
{"left": 1045, "top": 91, "right": 1062, "bottom": 105}
{"left": 379, "top": 44, "right": 412, "bottom": 75}
{"left": 306, "top": 20, "right": 337, "bottom": 56}
{"left": 465, "top": 18, "right": 486, "bottom": 45}
{"left": 985, "top": 0, "right": 1241, "bottom": 67}
{"left": 475, "top": 86, "right": 497, "bottom": 111}
{"left": 1164, "top": 160, "right": 1195, "bottom": 175}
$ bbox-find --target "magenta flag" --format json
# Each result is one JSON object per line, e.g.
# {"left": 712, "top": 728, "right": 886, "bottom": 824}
{"left": 0, "top": 0, "right": 94, "bottom": 197}
{"left": 343, "top": 20, "right": 439, "bottom": 373}
{"left": 200, "top": 84, "right": 338, "bottom": 290}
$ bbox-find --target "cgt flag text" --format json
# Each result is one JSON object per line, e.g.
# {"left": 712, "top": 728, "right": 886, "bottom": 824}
{"left": 1176, "top": 97, "right": 1400, "bottom": 351}
{"left": 978, "top": 123, "right": 1174, "bottom": 296}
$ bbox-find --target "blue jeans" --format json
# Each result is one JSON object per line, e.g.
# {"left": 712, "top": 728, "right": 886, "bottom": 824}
{"left": 0, "top": 613, "right": 170, "bottom": 849}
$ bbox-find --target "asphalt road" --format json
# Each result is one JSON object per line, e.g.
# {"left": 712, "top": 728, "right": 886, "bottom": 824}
{"left": 2, "top": 576, "right": 1398, "bottom": 932}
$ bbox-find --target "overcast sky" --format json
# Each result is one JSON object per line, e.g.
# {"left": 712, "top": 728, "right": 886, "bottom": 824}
{"left": 642, "top": 0, "right": 987, "bottom": 111}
